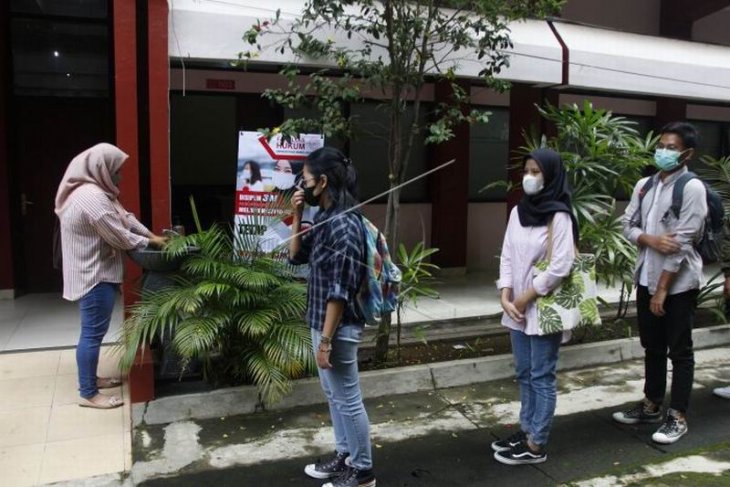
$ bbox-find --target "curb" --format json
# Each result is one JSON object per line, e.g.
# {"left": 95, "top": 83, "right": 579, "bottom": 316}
{"left": 134, "top": 324, "right": 730, "bottom": 427}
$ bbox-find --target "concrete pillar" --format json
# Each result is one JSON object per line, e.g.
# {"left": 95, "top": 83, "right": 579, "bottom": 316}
{"left": 429, "top": 80, "right": 470, "bottom": 271}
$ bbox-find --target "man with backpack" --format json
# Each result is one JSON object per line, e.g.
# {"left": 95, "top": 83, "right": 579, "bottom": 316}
{"left": 614, "top": 122, "right": 709, "bottom": 444}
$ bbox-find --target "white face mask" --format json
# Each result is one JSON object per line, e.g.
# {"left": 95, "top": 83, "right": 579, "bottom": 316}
{"left": 242, "top": 170, "right": 251, "bottom": 182}
{"left": 272, "top": 172, "right": 296, "bottom": 190}
{"left": 522, "top": 174, "right": 544, "bottom": 195}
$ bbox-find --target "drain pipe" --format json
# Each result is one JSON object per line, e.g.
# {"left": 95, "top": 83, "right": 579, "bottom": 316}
{"left": 547, "top": 19, "right": 570, "bottom": 87}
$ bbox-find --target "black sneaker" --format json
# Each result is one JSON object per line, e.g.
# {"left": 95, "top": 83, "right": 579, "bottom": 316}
{"left": 304, "top": 451, "right": 350, "bottom": 480}
{"left": 652, "top": 411, "right": 688, "bottom": 444}
{"left": 612, "top": 401, "right": 662, "bottom": 425}
{"left": 323, "top": 466, "right": 376, "bottom": 487}
{"left": 493, "top": 442, "right": 547, "bottom": 465}
{"left": 491, "top": 430, "right": 527, "bottom": 453}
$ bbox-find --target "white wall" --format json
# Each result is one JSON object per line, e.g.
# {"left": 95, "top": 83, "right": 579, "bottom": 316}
{"left": 467, "top": 202, "right": 508, "bottom": 271}
{"left": 362, "top": 204, "right": 432, "bottom": 252}
{"left": 363, "top": 202, "right": 508, "bottom": 272}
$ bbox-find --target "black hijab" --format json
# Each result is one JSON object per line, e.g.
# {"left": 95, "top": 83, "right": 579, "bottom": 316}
{"left": 516, "top": 148, "right": 579, "bottom": 242}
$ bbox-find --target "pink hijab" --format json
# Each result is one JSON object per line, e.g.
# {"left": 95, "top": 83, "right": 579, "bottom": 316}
{"left": 54, "top": 143, "right": 131, "bottom": 227}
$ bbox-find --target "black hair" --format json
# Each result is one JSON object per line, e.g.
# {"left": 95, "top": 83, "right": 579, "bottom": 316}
{"left": 305, "top": 147, "right": 359, "bottom": 212}
{"left": 659, "top": 122, "right": 699, "bottom": 150}
{"left": 244, "top": 160, "right": 262, "bottom": 184}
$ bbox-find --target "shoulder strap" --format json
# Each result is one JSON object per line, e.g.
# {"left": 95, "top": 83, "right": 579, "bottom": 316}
{"left": 638, "top": 176, "right": 655, "bottom": 204}
{"left": 670, "top": 171, "right": 697, "bottom": 218}
{"left": 546, "top": 218, "right": 554, "bottom": 262}
{"left": 546, "top": 215, "right": 580, "bottom": 263}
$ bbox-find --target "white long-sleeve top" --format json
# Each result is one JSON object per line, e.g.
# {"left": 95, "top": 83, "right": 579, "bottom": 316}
{"left": 497, "top": 207, "right": 575, "bottom": 335}
{"left": 58, "top": 184, "right": 151, "bottom": 301}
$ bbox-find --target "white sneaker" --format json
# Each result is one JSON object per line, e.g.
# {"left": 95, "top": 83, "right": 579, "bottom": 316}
{"left": 651, "top": 412, "right": 688, "bottom": 445}
{"left": 713, "top": 385, "right": 730, "bottom": 399}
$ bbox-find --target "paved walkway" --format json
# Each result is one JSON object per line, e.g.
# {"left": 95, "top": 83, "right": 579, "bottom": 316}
{"left": 0, "top": 294, "right": 123, "bottom": 352}
{"left": 129, "top": 347, "right": 730, "bottom": 486}
{"left": 0, "top": 346, "right": 131, "bottom": 486}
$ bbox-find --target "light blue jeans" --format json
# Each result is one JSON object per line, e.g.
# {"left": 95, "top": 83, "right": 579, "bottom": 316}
{"left": 77, "top": 282, "right": 118, "bottom": 398}
{"left": 312, "top": 326, "right": 373, "bottom": 470}
{"left": 510, "top": 329, "right": 562, "bottom": 447}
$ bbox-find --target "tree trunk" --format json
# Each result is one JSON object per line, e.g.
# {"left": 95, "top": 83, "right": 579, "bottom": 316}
{"left": 373, "top": 183, "right": 401, "bottom": 365}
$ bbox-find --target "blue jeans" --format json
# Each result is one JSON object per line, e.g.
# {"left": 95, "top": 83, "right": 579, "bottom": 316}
{"left": 510, "top": 329, "right": 562, "bottom": 447}
{"left": 77, "top": 282, "right": 118, "bottom": 398}
{"left": 312, "top": 326, "right": 372, "bottom": 470}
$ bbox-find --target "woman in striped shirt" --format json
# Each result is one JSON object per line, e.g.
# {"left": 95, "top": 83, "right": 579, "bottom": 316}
{"left": 54, "top": 143, "right": 166, "bottom": 409}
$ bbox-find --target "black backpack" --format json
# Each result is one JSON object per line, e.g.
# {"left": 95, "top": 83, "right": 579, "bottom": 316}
{"left": 637, "top": 171, "right": 726, "bottom": 264}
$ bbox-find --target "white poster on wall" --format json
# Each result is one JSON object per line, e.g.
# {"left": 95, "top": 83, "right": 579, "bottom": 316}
{"left": 234, "top": 131, "right": 324, "bottom": 258}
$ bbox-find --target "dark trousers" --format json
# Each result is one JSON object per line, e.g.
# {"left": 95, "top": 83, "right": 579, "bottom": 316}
{"left": 636, "top": 286, "right": 698, "bottom": 414}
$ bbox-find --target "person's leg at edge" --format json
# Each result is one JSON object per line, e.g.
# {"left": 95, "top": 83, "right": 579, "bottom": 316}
{"left": 637, "top": 286, "right": 667, "bottom": 410}
{"left": 311, "top": 328, "right": 349, "bottom": 455}
{"left": 510, "top": 329, "right": 535, "bottom": 438}
{"left": 322, "top": 328, "right": 373, "bottom": 472}
{"left": 527, "top": 332, "right": 562, "bottom": 450}
{"left": 77, "top": 282, "right": 118, "bottom": 400}
{"left": 664, "top": 290, "right": 698, "bottom": 418}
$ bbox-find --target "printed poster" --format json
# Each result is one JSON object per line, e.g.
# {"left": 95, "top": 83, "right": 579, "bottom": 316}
{"left": 234, "top": 131, "right": 324, "bottom": 256}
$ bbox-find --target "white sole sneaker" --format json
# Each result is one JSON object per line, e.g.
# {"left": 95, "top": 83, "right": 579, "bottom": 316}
{"left": 713, "top": 387, "right": 730, "bottom": 399}
{"left": 652, "top": 425, "right": 688, "bottom": 444}
{"left": 493, "top": 450, "right": 547, "bottom": 466}
{"left": 322, "top": 479, "right": 376, "bottom": 487}
{"left": 612, "top": 411, "right": 662, "bottom": 425}
{"left": 304, "top": 464, "right": 339, "bottom": 479}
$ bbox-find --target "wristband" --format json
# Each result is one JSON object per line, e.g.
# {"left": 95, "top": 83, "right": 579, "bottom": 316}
{"left": 320, "top": 335, "right": 332, "bottom": 345}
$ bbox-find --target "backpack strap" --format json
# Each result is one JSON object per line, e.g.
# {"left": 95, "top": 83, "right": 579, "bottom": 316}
{"left": 638, "top": 176, "right": 656, "bottom": 203}
{"left": 669, "top": 171, "right": 697, "bottom": 219}
{"left": 632, "top": 176, "right": 656, "bottom": 228}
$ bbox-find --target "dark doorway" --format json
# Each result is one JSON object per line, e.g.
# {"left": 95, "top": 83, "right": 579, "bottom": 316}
{"left": 11, "top": 96, "right": 113, "bottom": 293}
{"left": 8, "top": 1, "right": 112, "bottom": 294}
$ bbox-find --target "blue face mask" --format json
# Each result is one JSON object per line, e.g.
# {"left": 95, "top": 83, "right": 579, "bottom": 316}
{"left": 654, "top": 148, "right": 682, "bottom": 172}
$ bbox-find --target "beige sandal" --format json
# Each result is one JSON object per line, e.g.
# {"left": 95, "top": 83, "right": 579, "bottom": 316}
{"left": 97, "top": 377, "right": 123, "bottom": 389}
{"left": 79, "top": 394, "right": 124, "bottom": 409}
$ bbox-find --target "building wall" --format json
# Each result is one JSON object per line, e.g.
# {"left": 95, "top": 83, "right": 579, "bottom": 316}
{"left": 693, "top": 8, "right": 730, "bottom": 46}
{"left": 560, "top": 0, "right": 661, "bottom": 35}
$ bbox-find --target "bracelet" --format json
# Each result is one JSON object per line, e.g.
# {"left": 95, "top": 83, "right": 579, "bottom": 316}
{"left": 320, "top": 335, "right": 332, "bottom": 345}
{"left": 318, "top": 344, "right": 332, "bottom": 353}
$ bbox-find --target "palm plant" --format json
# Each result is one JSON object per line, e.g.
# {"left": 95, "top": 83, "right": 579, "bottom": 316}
{"left": 394, "top": 243, "right": 440, "bottom": 363}
{"left": 118, "top": 198, "right": 313, "bottom": 405}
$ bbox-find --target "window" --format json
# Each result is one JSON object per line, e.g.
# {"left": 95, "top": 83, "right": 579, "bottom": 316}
{"left": 11, "top": 16, "right": 110, "bottom": 97}
{"left": 469, "top": 108, "right": 509, "bottom": 201}
{"left": 348, "top": 102, "right": 428, "bottom": 202}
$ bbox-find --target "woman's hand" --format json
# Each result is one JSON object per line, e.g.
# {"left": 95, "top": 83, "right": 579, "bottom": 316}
{"left": 292, "top": 189, "right": 305, "bottom": 217}
{"left": 501, "top": 298, "right": 524, "bottom": 322}
{"left": 148, "top": 235, "right": 168, "bottom": 248}
{"left": 316, "top": 344, "right": 332, "bottom": 369}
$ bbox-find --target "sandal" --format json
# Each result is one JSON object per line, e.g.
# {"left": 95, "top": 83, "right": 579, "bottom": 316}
{"left": 97, "top": 377, "right": 123, "bottom": 389}
{"left": 79, "top": 394, "right": 124, "bottom": 409}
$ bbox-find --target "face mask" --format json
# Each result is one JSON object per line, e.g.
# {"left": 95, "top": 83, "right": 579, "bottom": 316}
{"left": 303, "top": 183, "right": 321, "bottom": 207}
{"left": 242, "top": 170, "right": 251, "bottom": 182}
{"left": 111, "top": 172, "right": 121, "bottom": 187}
{"left": 654, "top": 148, "right": 682, "bottom": 172}
{"left": 272, "top": 172, "right": 295, "bottom": 190}
{"left": 522, "top": 174, "right": 544, "bottom": 195}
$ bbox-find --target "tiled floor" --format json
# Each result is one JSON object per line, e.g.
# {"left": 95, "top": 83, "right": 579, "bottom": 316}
{"left": 0, "top": 347, "right": 131, "bottom": 486}
{"left": 0, "top": 294, "right": 123, "bottom": 352}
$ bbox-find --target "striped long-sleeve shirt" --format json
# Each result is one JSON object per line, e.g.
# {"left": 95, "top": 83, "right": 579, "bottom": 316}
{"left": 59, "top": 184, "right": 151, "bottom": 301}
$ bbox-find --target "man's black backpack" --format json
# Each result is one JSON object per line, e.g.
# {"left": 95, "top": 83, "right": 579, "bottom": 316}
{"left": 637, "top": 171, "right": 726, "bottom": 264}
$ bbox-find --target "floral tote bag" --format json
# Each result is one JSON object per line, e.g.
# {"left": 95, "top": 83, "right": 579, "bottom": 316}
{"left": 534, "top": 220, "right": 602, "bottom": 335}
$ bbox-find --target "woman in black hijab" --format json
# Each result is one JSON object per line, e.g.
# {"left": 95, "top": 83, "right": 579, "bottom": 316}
{"left": 492, "top": 148, "right": 577, "bottom": 466}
